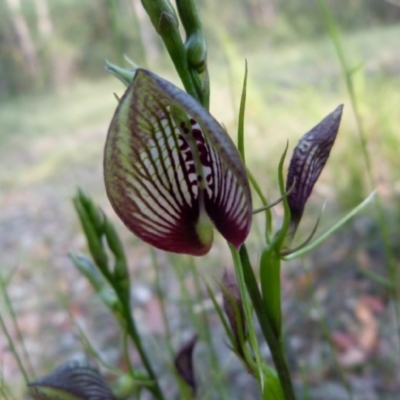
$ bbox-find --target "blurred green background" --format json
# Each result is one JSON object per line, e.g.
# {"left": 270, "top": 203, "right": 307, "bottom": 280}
{"left": 1, "top": 0, "right": 400, "bottom": 399}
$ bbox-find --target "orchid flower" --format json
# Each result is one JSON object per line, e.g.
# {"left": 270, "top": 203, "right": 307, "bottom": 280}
{"left": 104, "top": 69, "right": 252, "bottom": 256}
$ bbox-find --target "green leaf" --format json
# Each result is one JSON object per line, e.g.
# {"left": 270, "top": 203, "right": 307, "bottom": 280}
{"left": 237, "top": 60, "right": 248, "bottom": 163}
{"left": 262, "top": 367, "right": 285, "bottom": 400}
{"left": 284, "top": 191, "right": 376, "bottom": 260}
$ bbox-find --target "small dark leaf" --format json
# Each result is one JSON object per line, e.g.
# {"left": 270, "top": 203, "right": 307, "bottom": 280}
{"left": 286, "top": 105, "right": 343, "bottom": 231}
{"left": 222, "top": 269, "right": 246, "bottom": 354}
{"left": 174, "top": 335, "right": 198, "bottom": 392}
{"left": 28, "top": 360, "right": 115, "bottom": 400}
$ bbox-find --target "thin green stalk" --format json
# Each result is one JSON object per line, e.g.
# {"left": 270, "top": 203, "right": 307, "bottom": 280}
{"left": 319, "top": 318, "right": 354, "bottom": 400}
{"left": 284, "top": 191, "right": 376, "bottom": 260}
{"left": 259, "top": 248, "right": 282, "bottom": 339}
{"left": 169, "top": 256, "right": 227, "bottom": 398}
{"left": 0, "top": 275, "right": 35, "bottom": 380}
{"left": 247, "top": 167, "right": 272, "bottom": 243}
{"left": 141, "top": 0, "right": 201, "bottom": 104}
{"left": 299, "top": 364, "right": 311, "bottom": 400}
{"left": 188, "top": 258, "right": 228, "bottom": 399}
{"left": 237, "top": 59, "right": 248, "bottom": 163}
{"left": 151, "top": 248, "right": 174, "bottom": 356}
{"left": 111, "top": 280, "right": 164, "bottom": 400}
{"left": 0, "top": 312, "right": 29, "bottom": 384}
{"left": 108, "top": 0, "right": 124, "bottom": 65}
{"left": 123, "top": 332, "right": 136, "bottom": 376}
{"left": 0, "top": 383, "right": 16, "bottom": 400}
{"left": 239, "top": 245, "right": 296, "bottom": 400}
{"left": 117, "top": 295, "right": 164, "bottom": 400}
{"left": 318, "top": 0, "right": 400, "bottom": 344}
{"left": 229, "top": 245, "right": 264, "bottom": 388}
{"left": 300, "top": 260, "right": 354, "bottom": 400}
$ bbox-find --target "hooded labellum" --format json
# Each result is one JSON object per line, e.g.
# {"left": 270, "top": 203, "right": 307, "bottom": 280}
{"left": 28, "top": 361, "right": 115, "bottom": 400}
{"left": 286, "top": 105, "right": 343, "bottom": 230}
{"left": 104, "top": 69, "right": 252, "bottom": 256}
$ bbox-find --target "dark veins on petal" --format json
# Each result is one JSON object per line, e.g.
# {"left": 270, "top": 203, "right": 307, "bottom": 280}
{"left": 286, "top": 105, "right": 343, "bottom": 224}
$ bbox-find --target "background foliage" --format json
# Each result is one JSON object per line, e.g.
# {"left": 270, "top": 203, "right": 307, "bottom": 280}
{"left": 1, "top": 0, "right": 400, "bottom": 98}
{"left": 1, "top": 0, "right": 400, "bottom": 399}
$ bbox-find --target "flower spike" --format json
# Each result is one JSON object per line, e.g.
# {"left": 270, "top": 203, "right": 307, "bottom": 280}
{"left": 104, "top": 69, "right": 252, "bottom": 256}
{"left": 286, "top": 105, "right": 343, "bottom": 236}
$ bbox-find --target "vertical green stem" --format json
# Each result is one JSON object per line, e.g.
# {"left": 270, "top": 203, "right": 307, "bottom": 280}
{"left": 239, "top": 245, "right": 296, "bottom": 400}
{"left": 259, "top": 248, "right": 282, "bottom": 339}
{"left": 189, "top": 258, "right": 228, "bottom": 399}
{"left": 0, "top": 276, "right": 35, "bottom": 380}
{"left": 0, "top": 312, "right": 30, "bottom": 384}
{"left": 116, "top": 289, "right": 165, "bottom": 400}
{"left": 151, "top": 248, "right": 174, "bottom": 356}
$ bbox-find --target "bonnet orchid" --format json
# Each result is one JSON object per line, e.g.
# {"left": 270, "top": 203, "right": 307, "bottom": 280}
{"left": 104, "top": 69, "right": 252, "bottom": 256}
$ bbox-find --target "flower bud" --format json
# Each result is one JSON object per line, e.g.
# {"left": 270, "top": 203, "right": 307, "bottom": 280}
{"left": 105, "top": 60, "right": 136, "bottom": 87}
{"left": 174, "top": 335, "right": 198, "bottom": 392}
{"left": 28, "top": 360, "right": 115, "bottom": 400}
{"left": 286, "top": 105, "right": 343, "bottom": 237}
{"left": 141, "top": 0, "right": 179, "bottom": 35}
{"left": 111, "top": 373, "right": 137, "bottom": 399}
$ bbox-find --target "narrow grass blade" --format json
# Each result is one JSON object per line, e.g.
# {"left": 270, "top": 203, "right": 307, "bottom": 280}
{"left": 284, "top": 191, "right": 376, "bottom": 260}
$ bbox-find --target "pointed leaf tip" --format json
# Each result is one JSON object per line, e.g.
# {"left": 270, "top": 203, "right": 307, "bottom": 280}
{"left": 104, "top": 69, "right": 252, "bottom": 255}
{"left": 286, "top": 105, "right": 343, "bottom": 229}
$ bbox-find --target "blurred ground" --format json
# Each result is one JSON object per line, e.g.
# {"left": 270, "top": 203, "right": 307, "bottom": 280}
{"left": 1, "top": 24, "right": 400, "bottom": 400}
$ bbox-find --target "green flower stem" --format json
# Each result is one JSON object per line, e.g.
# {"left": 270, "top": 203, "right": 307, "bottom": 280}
{"left": 0, "top": 274, "right": 36, "bottom": 380}
{"left": 108, "top": 258, "right": 163, "bottom": 398}
{"left": 260, "top": 247, "right": 282, "bottom": 339}
{"left": 73, "top": 192, "right": 164, "bottom": 400}
{"left": 112, "top": 280, "right": 165, "bottom": 400}
{"left": 103, "top": 216, "right": 130, "bottom": 292}
{"left": 239, "top": 245, "right": 296, "bottom": 400}
{"left": 229, "top": 244, "right": 265, "bottom": 389}
{"left": 176, "top": 0, "right": 209, "bottom": 107}
{"left": 151, "top": 248, "right": 174, "bottom": 356}
{"left": 275, "top": 142, "right": 291, "bottom": 247}
{"left": 141, "top": 0, "right": 202, "bottom": 105}
{"left": 237, "top": 60, "right": 248, "bottom": 164}
{"left": 283, "top": 191, "right": 376, "bottom": 260}
{"left": 0, "top": 310, "right": 30, "bottom": 384}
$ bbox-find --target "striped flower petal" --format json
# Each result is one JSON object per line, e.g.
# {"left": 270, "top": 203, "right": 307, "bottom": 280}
{"left": 286, "top": 105, "right": 343, "bottom": 229}
{"left": 104, "top": 69, "right": 252, "bottom": 256}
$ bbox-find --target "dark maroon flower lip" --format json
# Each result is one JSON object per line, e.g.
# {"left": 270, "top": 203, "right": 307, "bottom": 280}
{"left": 104, "top": 69, "right": 252, "bottom": 255}
{"left": 286, "top": 105, "right": 343, "bottom": 231}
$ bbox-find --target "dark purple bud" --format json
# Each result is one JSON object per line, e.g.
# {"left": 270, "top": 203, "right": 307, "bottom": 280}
{"left": 28, "top": 360, "right": 115, "bottom": 400}
{"left": 222, "top": 269, "right": 246, "bottom": 354}
{"left": 174, "top": 335, "right": 198, "bottom": 392}
{"left": 286, "top": 105, "right": 343, "bottom": 233}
